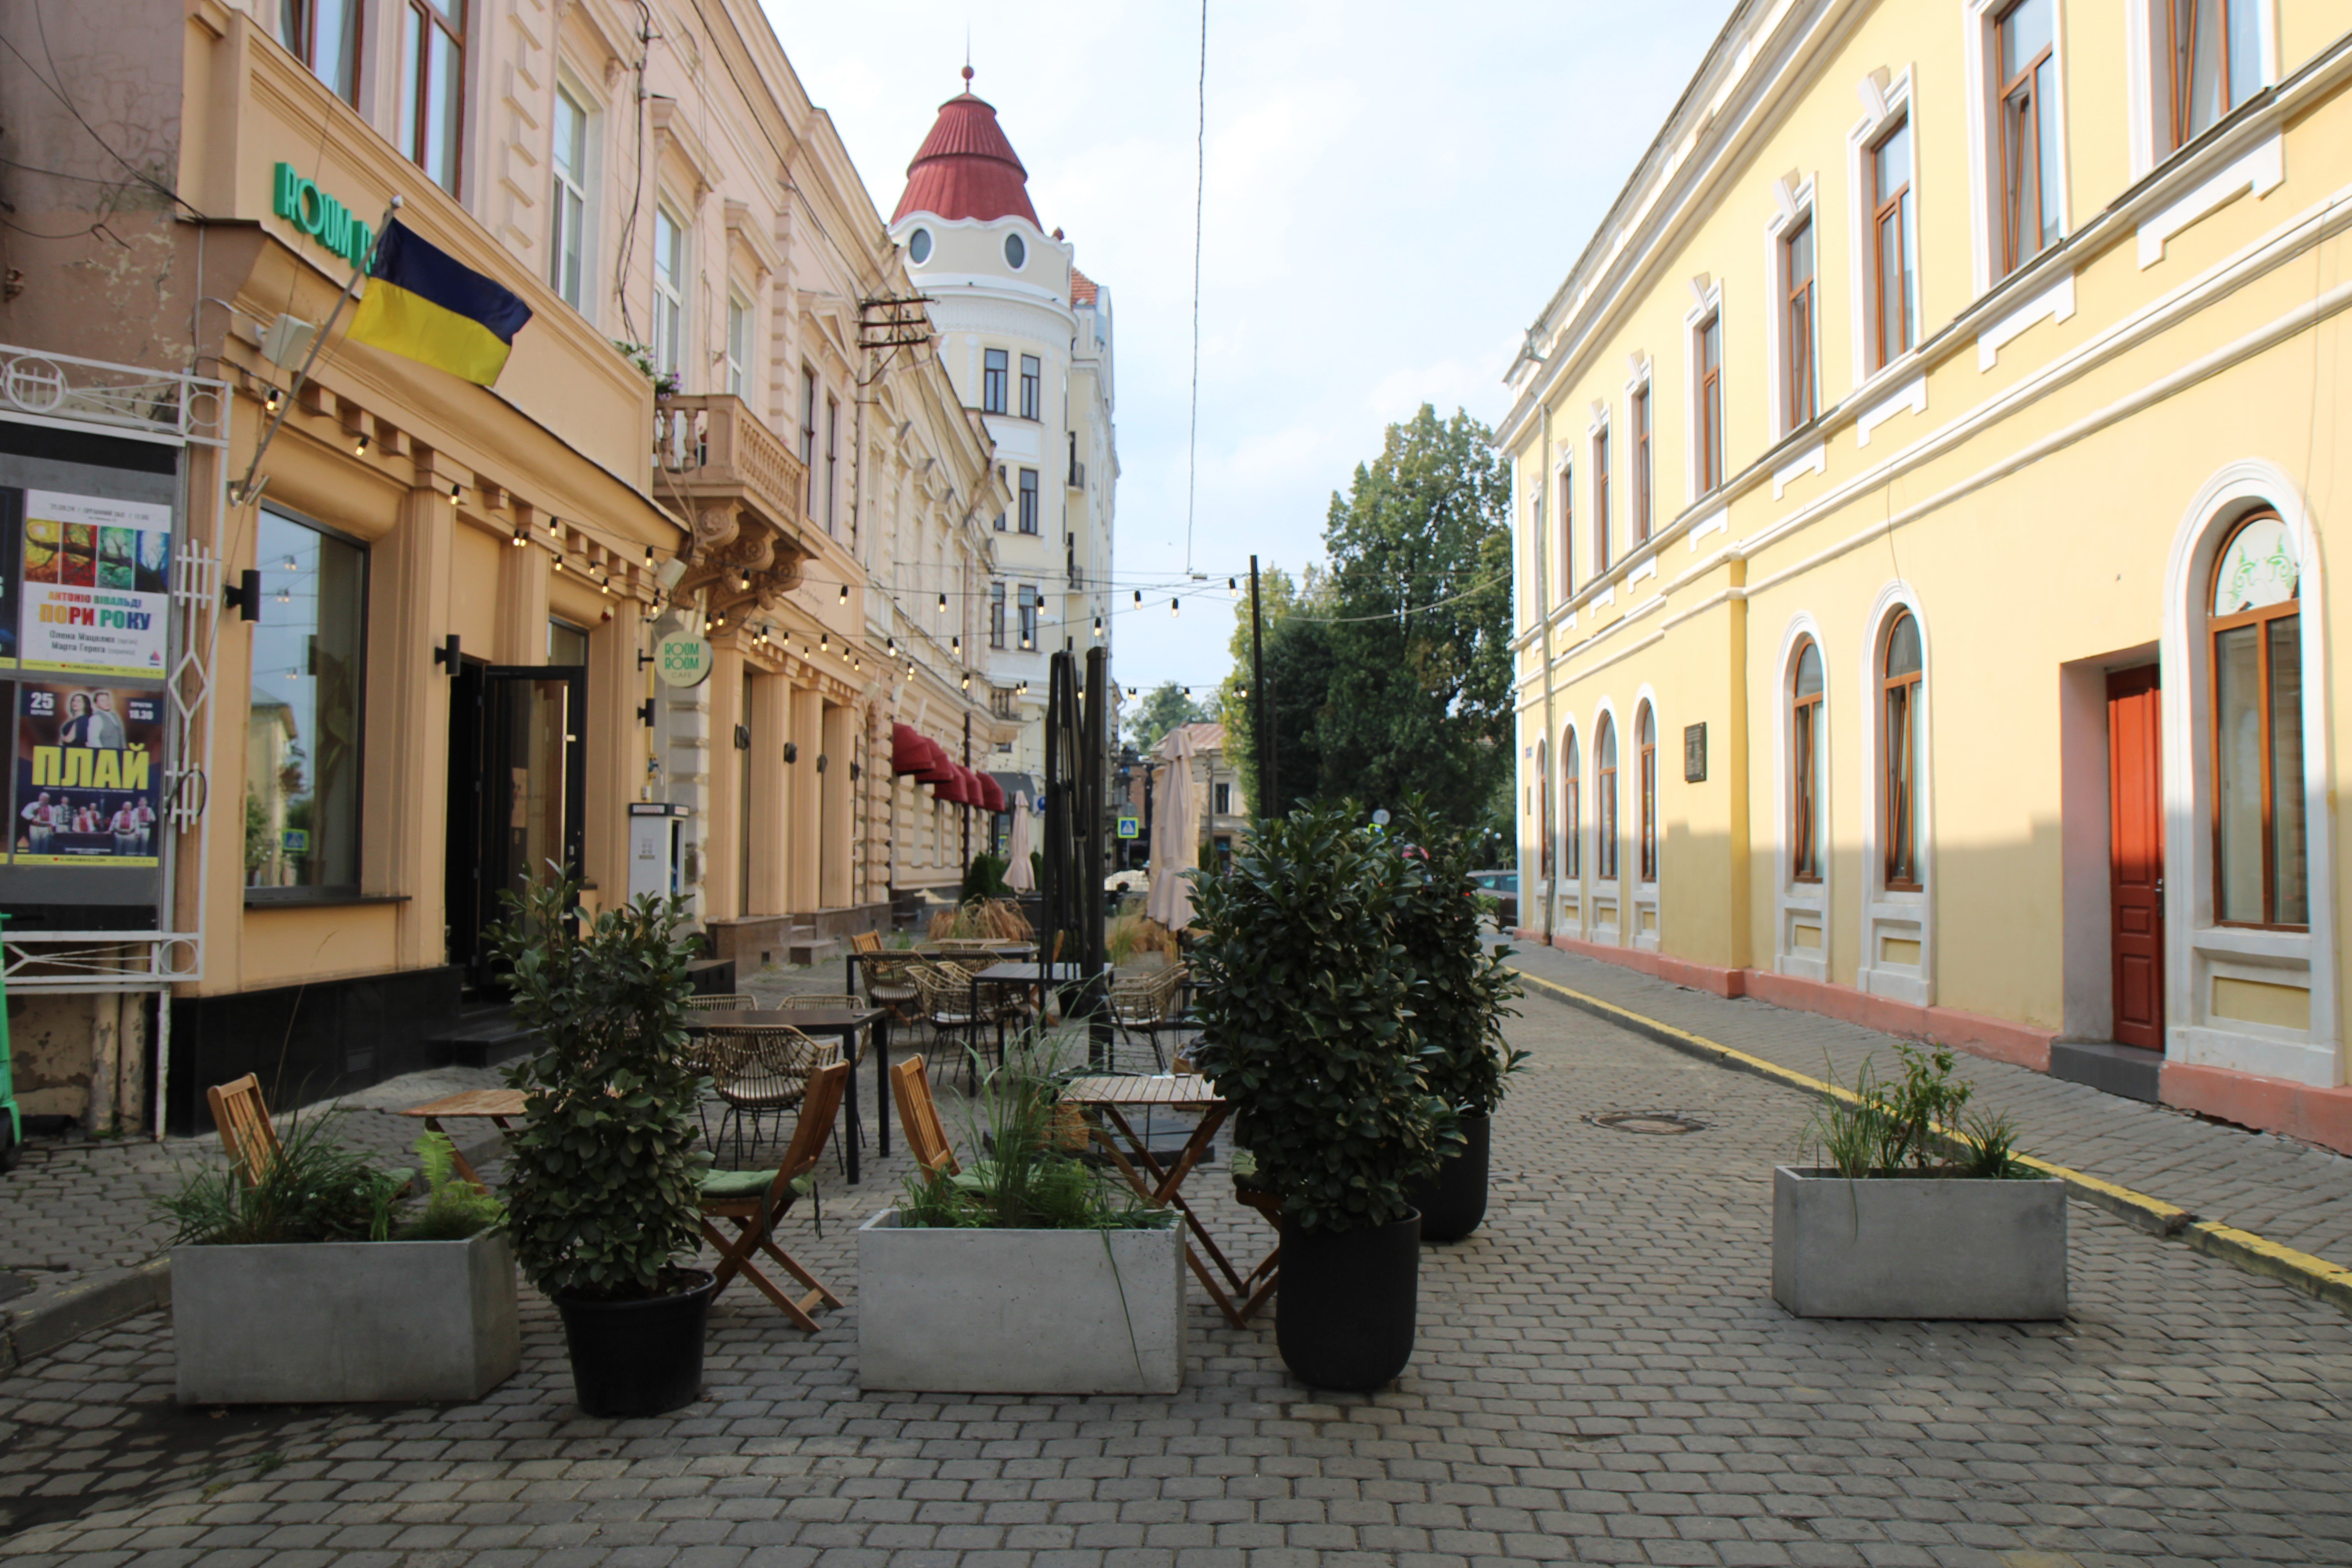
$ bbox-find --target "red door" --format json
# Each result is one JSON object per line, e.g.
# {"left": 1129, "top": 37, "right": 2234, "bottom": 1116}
{"left": 2107, "top": 667, "right": 2165, "bottom": 1050}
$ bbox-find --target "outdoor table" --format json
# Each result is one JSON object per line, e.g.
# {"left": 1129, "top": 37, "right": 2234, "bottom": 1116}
{"left": 844, "top": 943, "right": 1035, "bottom": 1006}
{"left": 397, "top": 1089, "right": 527, "bottom": 1190}
{"left": 685, "top": 1006, "right": 889, "bottom": 1183}
{"left": 1062, "top": 1073, "right": 1278, "bottom": 1328}
{"left": 968, "top": 961, "right": 1106, "bottom": 1063}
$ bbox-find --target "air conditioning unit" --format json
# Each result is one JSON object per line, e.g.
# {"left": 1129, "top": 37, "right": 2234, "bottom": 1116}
{"left": 259, "top": 314, "right": 317, "bottom": 369}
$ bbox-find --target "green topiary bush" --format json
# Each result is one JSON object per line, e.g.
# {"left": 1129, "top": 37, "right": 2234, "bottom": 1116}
{"left": 492, "top": 875, "right": 710, "bottom": 1300}
{"left": 1186, "top": 800, "right": 1453, "bottom": 1232}
{"left": 1395, "top": 799, "right": 1527, "bottom": 1116}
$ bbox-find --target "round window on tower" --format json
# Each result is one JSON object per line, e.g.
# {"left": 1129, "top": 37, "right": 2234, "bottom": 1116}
{"left": 907, "top": 228, "right": 933, "bottom": 264}
{"left": 1003, "top": 232, "right": 1027, "bottom": 269}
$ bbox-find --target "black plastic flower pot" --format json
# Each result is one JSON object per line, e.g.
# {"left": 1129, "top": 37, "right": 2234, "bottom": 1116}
{"left": 1406, "top": 1113, "right": 1491, "bottom": 1243}
{"left": 553, "top": 1269, "right": 716, "bottom": 1417}
{"left": 1276, "top": 1209, "right": 1420, "bottom": 1392}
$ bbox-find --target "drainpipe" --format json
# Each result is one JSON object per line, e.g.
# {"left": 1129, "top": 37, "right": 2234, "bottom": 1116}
{"left": 1535, "top": 395, "right": 1556, "bottom": 948}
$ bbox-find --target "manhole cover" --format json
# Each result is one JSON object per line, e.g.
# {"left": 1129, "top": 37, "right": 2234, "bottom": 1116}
{"left": 1585, "top": 1110, "right": 1709, "bottom": 1135}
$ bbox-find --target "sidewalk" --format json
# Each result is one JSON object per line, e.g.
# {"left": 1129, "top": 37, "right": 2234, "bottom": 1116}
{"left": 1507, "top": 940, "right": 2352, "bottom": 1276}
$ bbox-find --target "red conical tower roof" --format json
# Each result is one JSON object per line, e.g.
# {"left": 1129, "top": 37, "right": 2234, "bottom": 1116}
{"left": 892, "top": 68, "right": 1041, "bottom": 227}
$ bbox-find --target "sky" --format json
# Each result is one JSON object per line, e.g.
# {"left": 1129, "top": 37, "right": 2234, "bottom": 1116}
{"left": 761, "top": 0, "right": 1731, "bottom": 693}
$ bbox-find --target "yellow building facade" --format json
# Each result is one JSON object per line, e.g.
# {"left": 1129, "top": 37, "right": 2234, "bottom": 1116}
{"left": 1501, "top": 0, "right": 2352, "bottom": 1149}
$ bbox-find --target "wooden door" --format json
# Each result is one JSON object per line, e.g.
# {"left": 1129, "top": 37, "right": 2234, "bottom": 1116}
{"left": 2107, "top": 666, "right": 2165, "bottom": 1050}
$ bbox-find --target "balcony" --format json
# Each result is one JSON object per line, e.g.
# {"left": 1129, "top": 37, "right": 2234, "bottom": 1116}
{"left": 1067, "top": 458, "right": 1086, "bottom": 491}
{"left": 655, "top": 393, "right": 814, "bottom": 611}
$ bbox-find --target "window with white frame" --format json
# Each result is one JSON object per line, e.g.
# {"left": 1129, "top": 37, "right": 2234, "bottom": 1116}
{"left": 401, "top": 0, "right": 466, "bottom": 195}
{"left": 800, "top": 367, "right": 818, "bottom": 511}
{"left": 1557, "top": 460, "right": 1575, "bottom": 600}
{"left": 1869, "top": 115, "right": 1917, "bottom": 368}
{"left": 1993, "top": 0, "right": 2062, "bottom": 279}
{"left": 725, "top": 293, "right": 750, "bottom": 397}
{"left": 825, "top": 396, "right": 840, "bottom": 536}
{"left": 550, "top": 86, "right": 591, "bottom": 312}
{"left": 1783, "top": 217, "right": 1817, "bottom": 429}
{"left": 2208, "top": 511, "right": 2306, "bottom": 927}
{"left": 1592, "top": 421, "right": 1612, "bottom": 574}
{"left": 1595, "top": 712, "right": 1620, "bottom": 881}
{"left": 1630, "top": 381, "right": 1653, "bottom": 544}
{"left": 1561, "top": 727, "right": 1582, "bottom": 879}
{"left": 1790, "top": 639, "right": 1825, "bottom": 880}
{"left": 651, "top": 207, "right": 686, "bottom": 382}
{"left": 277, "top": 0, "right": 361, "bottom": 102}
{"left": 1636, "top": 701, "right": 1658, "bottom": 882}
{"left": 1693, "top": 310, "right": 1725, "bottom": 494}
{"left": 2167, "top": 0, "right": 2262, "bottom": 151}
{"left": 1881, "top": 611, "right": 1925, "bottom": 890}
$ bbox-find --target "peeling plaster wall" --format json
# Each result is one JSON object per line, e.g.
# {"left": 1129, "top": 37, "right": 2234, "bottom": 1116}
{"left": 8, "top": 991, "right": 149, "bottom": 1132}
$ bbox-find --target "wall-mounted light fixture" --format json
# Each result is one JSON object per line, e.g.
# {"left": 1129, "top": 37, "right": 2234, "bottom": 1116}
{"left": 222, "top": 569, "right": 262, "bottom": 623}
{"left": 432, "top": 633, "right": 461, "bottom": 673}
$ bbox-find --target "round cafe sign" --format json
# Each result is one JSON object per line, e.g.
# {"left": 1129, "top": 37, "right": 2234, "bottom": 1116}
{"left": 655, "top": 633, "right": 714, "bottom": 688}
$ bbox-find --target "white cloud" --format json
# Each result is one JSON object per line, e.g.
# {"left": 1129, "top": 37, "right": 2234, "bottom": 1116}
{"left": 762, "top": 0, "right": 1726, "bottom": 688}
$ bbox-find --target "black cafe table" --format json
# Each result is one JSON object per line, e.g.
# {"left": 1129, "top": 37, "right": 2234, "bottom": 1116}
{"left": 965, "top": 961, "right": 1110, "bottom": 1063}
{"left": 684, "top": 1007, "right": 888, "bottom": 1183}
{"left": 843, "top": 942, "right": 1035, "bottom": 1004}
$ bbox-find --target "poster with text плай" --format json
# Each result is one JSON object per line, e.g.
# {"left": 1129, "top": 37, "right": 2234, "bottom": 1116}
{"left": 19, "top": 490, "right": 169, "bottom": 677}
{"left": 13, "top": 682, "right": 164, "bottom": 867}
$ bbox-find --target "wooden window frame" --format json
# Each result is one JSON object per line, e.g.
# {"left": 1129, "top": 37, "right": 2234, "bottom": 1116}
{"left": 1019, "top": 354, "right": 1041, "bottom": 420}
{"left": 989, "top": 582, "right": 1007, "bottom": 649}
{"left": 1881, "top": 613, "right": 1924, "bottom": 891}
{"left": 1557, "top": 464, "right": 1575, "bottom": 600}
{"left": 1636, "top": 703, "right": 1658, "bottom": 883}
{"left": 825, "top": 395, "right": 840, "bottom": 535}
{"left": 1783, "top": 217, "right": 1817, "bottom": 429}
{"left": 800, "top": 367, "right": 818, "bottom": 511}
{"left": 1995, "top": 0, "right": 2058, "bottom": 279}
{"left": 2167, "top": 0, "right": 2258, "bottom": 152}
{"left": 1017, "top": 468, "right": 1040, "bottom": 535}
{"left": 650, "top": 207, "right": 686, "bottom": 379}
{"left": 1592, "top": 428, "right": 1612, "bottom": 574}
{"left": 1536, "top": 739, "right": 1552, "bottom": 880}
{"left": 2207, "top": 510, "right": 2305, "bottom": 930}
{"left": 1696, "top": 313, "right": 1724, "bottom": 494}
{"left": 982, "top": 348, "right": 1008, "bottom": 415}
{"left": 1630, "top": 385, "right": 1652, "bottom": 544}
{"left": 1596, "top": 715, "right": 1620, "bottom": 881}
{"left": 402, "top": 0, "right": 466, "bottom": 196}
{"left": 1563, "top": 731, "right": 1581, "bottom": 880}
{"left": 724, "top": 293, "right": 749, "bottom": 397}
{"left": 1791, "top": 640, "right": 1824, "bottom": 882}
{"left": 1869, "top": 118, "right": 1915, "bottom": 369}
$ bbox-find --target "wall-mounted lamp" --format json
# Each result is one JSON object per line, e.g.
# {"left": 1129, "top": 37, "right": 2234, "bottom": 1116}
{"left": 733, "top": 723, "right": 751, "bottom": 750}
{"left": 783, "top": 741, "right": 800, "bottom": 764}
{"left": 222, "top": 568, "right": 262, "bottom": 623}
{"left": 636, "top": 697, "right": 657, "bottom": 727}
{"left": 432, "top": 633, "right": 461, "bottom": 673}
{"left": 814, "top": 753, "right": 829, "bottom": 774}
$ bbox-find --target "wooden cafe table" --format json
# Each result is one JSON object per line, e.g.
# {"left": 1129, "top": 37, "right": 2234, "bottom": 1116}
{"left": 1062, "top": 1072, "right": 1279, "bottom": 1328}
{"left": 397, "top": 1089, "right": 526, "bottom": 1190}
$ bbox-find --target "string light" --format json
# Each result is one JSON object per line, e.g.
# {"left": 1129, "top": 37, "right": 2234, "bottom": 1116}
{"left": 820, "top": 632, "right": 829, "bottom": 652}
{"left": 449, "top": 481, "right": 462, "bottom": 501}
{"left": 951, "top": 635, "right": 961, "bottom": 655}
{"left": 906, "top": 659, "right": 916, "bottom": 678}
{"left": 264, "top": 387, "right": 282, "bottom": 414}
{"left": 738, "top": 573, "right": 752, "bottom": 591}
{"left": 1133, "top": 590, "right": 1141, "bottom": 605}
{"left": 644, "top": 546, "right": 655, "bottom": 565}
{"left": 353, "top": 432, "right": 370, "bottom": 456}
{"left": 552, "top": 558, "right": 564, "bottom": 573}
{"left": 1228, "top": 577, "right": 1238, "bottom": 592}
{"left": 1092, "top": 615, "right": 1103, "bottom": 638}
{"left": 838, "top": 584, "right": 849, "bottom": 603}
{"left": 938, "top": 592, "right": 948, "bottom": 612}
{"left": 1169, "top": 598, "right": 1180, "bottom": 617}
{"left": 547, "top": 514, "right": 560, "bottom": 535}
{"left": 511, "top": 527, "right": 527, "bottom": 547}
{"left": 960, "top": 673, "right": 971, "bottom": 691}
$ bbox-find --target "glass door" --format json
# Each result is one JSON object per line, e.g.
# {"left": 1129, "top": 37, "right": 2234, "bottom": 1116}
{"left": 448, "top": 663, "right": 586, "bottom": 987}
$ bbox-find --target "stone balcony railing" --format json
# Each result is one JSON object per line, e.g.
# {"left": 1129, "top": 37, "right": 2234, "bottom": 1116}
{"left": 655, "top": 393, "right": 814, "bottom": 608}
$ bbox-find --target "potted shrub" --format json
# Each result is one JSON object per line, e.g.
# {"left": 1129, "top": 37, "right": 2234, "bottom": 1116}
{"left": 492, "top": 875, "right": 715, "bottom": 1417}
{"left": 1189, "top": 801, "right": 1454, "bottom": 1392}
{"left": 1773, "top": 1045, "right": 2065, "bottom": 1319}
{"left": 1395, "top": 801, "right": 1526, "bottom": 1243}
{"left": 163, "top": 1121, "right": 517, "bottom": 1404}
{"left": 858, "top": 1034, "right": 1184, "bottom": 1394}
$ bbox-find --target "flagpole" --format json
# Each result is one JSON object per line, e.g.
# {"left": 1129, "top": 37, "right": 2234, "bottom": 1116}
{"left": 229, "top": 193, "right": 403, "bottom": 508}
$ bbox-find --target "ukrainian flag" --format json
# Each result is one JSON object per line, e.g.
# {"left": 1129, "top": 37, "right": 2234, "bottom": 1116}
{"left": 346, "top": 220, "right": 533, "bottom": 386}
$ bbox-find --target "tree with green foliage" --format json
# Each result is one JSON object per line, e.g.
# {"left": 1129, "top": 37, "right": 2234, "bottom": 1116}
{"left": 1123, "top": 679, "right": 1209, "bottom": 755}
{"left": 1316, "top": 405, "right": 1515, "bottom": 825}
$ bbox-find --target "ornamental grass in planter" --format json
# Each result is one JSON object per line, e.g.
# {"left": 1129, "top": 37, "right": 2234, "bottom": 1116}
{"left": 859, "top": 1032, "right": 1183, "bottom": 1395}
{"left": 1189, "top": 801, "right": 1454, "bottom": 1392}
{"left": 491, "top": 875, "right": 716, "bottom": 1417}
{"left": 1774, "top": 1044, "right": 2066, "bottom": 1320}
{"left": 1393, "top": 800, "right": 1526, "bottom": 1242}
{"left": 161, "top": 1119, "right": 518, "bottom": 1404}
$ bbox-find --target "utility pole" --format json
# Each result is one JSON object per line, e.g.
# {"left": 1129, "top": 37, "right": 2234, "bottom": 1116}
{"left": 1248, "top": 555, "right": 1270, "bottom": 819}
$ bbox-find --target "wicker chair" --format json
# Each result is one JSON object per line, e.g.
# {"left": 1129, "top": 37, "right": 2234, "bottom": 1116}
{"left": 705, "top": 1026, "right": 837, "bottom": 1166}
{"left": 909, "top": 961, "right": 984, "bottom": 1066}
{"left": 1109, "top": 968, "right": 1185, "bottom": 1072}
{"left": 687, "top": 992, "right": 756, "bottom": 1011}
{"left": 861, "top": 954, "right": 923, "bottom": 1026}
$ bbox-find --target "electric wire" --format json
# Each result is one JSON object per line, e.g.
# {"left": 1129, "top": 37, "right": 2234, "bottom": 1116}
{"left": 1183, "top": 0, "right": 1207, "bottom": 573}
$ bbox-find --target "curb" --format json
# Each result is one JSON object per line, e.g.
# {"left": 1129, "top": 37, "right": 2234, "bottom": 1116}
{"left": 1516, "top": 967, "right": 2352, "bottom": 1321}
{"left": 0, "top": 1258, "right": 172, "bottom": 1374}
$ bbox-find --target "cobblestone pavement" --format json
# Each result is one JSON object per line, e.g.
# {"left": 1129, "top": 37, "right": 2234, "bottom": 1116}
{"left": 5, "top": 980, "right": 2352, "bottom": 1565}
{"left": 1504, "top": 944, "right": 2352, "bottom": 1270}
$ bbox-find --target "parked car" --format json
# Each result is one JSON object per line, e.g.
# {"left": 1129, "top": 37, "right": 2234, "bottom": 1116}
{"left": 1469, "top": 869, "right": 1517, "bottom": 928}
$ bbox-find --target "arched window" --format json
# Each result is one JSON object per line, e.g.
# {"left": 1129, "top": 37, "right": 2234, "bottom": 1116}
{"left": 1792, "top": 640, "right": 1825, "bottom": 880}
{"left": 2209, "top": 511, "right": 2306, "bottom": 926}
{"left": 1881, "top": 612, "right": 1923, "bottom": 889}
{"left": 1563, "top": 728, "right": 1582, "bottom": 879}
{"left": 1534, "top": 738, "right": 1551, "bottom": 880}
{"left": 1636, "top": 703, "right": 1658, "bottom": 881}
{"left": 1595, "top": 714, "right": 1620, "bottom": 880}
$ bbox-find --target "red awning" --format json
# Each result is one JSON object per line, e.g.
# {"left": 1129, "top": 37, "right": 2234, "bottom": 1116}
{"left": 977, "top": 773, "right": 1007, "bottom": 812}
{"left": 942, "top": 765, "right": 976, "bottom": 805}
{"left": 890, "top": 723, "right": 932, "bottom": 775}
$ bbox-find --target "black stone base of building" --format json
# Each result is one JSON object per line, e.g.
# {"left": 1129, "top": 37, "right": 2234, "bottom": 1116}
{"left": 166, "top": 966, "right": 464, "bottom": 1135}
{"left": 2049, "top": 1039, "right": 2164, "bottom": 1103}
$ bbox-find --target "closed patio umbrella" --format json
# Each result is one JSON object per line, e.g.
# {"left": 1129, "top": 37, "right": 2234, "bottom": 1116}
{"left": 1005, "top": 792, "right": 1035, "bottom": 891}
{"left": 1144, "top": 725, "right": 1198, "bottom": 929}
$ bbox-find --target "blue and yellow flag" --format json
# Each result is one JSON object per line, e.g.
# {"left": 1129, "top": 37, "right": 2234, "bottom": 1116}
{"left": 346, "top": 220, "right": 532, "bottom": 386}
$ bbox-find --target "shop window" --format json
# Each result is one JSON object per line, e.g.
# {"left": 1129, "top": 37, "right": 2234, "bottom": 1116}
{"left": 1695, "top": 312, "right": 1724, "bottom": 493}
{"left": 1630, "top": 386, "right": 1652, "bottom": 544}
{"left": 1882, "top": 611, "right": 1924, "bottom": 889}
{"left": 1595, "top": 712, "right": 1619, "bottom": 881}
{"left": 650, "top": 208, "right": 685, "bottom": 381}
{"left": 1791, "top": 638, "right": 1825, "bottom": 880}
{"left": 279, "top": 0, "right": 362, "bottom": 102}
{"left": 1562, "top": 727, "right": 1581, "bottom": 879}
{"left": 2209, "top": 511, "right": 2305, "bottom": 926}
{"left": 2168, "top": 0, "right": 2261, "bottom": 151}
{"left": 1018, "top": 468, "right": 1039, "bottom": 534}
{"left": 550, "top": 86, "right": 592, "bottom": 313}
{"left": 983, "top": 348, "right": 1008, "bottom": 415}
{"left": 1869, "top": 118, "right": 1916, "bottom": 367}
{"left": 401, "top": 0, "right": 466, "bottom": 195}
{"left": 1636, "top": 701, "right": 1658, "bottom": 882}
{"left": 247, "top": 510, "right": 367, "bottom": 898}
{"left": 1020, "top": 354, "right": 1041, "bottom": 420}
{"left": 1995, "top": 0, "right": 2062, "bottom": 278}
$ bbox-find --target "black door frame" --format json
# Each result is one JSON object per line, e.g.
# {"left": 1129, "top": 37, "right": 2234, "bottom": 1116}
{"left": 446, "top": 660, "right": 588, "bottom": 987}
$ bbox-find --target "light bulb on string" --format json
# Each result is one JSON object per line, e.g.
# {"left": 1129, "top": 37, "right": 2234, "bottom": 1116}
{"left": 1169, "top": 598, "right": 1179, "bottom": 618}
{"left": 838, "top": 584, "right": 849, "bottom": 603}
{"left": 938, "top": 592, "right": 947, "bottom": 612}
{"left": 1132, "top": 589, "right": 1141, "bottom": 605}
{"left": 511, "top": 528, "right": 526, "bottom": 548}
{"left": 353, "top": 432, "right": 370, "bottom": 456}
{"left": 264, "top": 386, "right": 282, "bottom": 414}
{"left": 1092, "top": 615, "right": 1102, "bottom": 638}
{"left": 819, "top": 632, "right": 828, "bottom": 652}
{"left": 1228, "top": 577, "right": 1238, "bottom": 592}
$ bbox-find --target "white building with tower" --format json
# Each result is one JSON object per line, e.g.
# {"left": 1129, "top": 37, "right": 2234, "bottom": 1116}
{"left": 888, "top": 69, "right": 1118, "bottom": 790}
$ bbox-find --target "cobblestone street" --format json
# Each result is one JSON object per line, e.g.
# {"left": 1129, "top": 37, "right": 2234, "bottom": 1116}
{"left": 4, "top": 975, "right": 2351, "bottom": 1566}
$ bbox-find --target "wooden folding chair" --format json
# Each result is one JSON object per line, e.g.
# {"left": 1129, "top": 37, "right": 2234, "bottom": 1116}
{"left": 889, "top": 1055, "right": 959, "bottom": 1175}
{"left": 697, "top": 1060, "right": 849, "bottom": 1332}
{"left": 207, "top": 1074, "right": 283, "bottom": 1186}
{"left": 851, "top": 930, "right": 883, "bottom": 955}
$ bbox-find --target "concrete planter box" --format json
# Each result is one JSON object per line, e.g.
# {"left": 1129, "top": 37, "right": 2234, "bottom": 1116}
{"left": 1771, "top": 1166, "right": 2067, "bottom": 1320}
{"left": 857, "top": 1209, "right": 1186, "bottom": 1394}
{"left": 172, "top": 1230, "right": 520, "bottom": 1403}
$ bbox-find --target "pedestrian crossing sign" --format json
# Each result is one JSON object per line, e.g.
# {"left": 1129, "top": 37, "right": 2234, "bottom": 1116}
{"left": 1117, "top": 816, "right": 1139, "bottom": 840}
